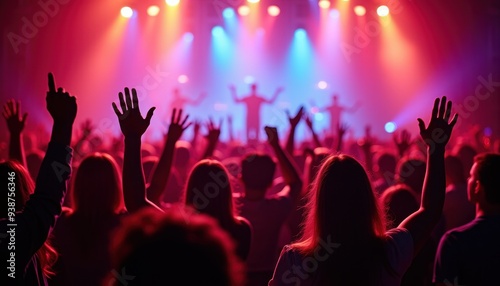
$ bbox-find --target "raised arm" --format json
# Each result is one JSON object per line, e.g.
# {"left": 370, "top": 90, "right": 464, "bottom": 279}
{"left": 265, "top": 86, "right": 284, "bottom": 104}
{"left": 359, "top": 125, "right": 374, "bottom": 174}
{"left": 2, "top": 100, "right": 28, "bottom": 166}
{"left": 112, "top": 87, "right": 160, "bottom": 213}
{"left": 399, "top": 96, "right": 458, "bottom": 254}
{"left": 202, "top": 118, "right": 222, "bottom": 159}
{"left": 229, "top": 85, "right": 243, "bottom": 103}
{"left": 285, "top": 106, "right": 304, "bottom": 155}
{"left": 265, "top": 126, "right": 303, "bottom": 202}
{"left": 393, "top": 129, "right": 412, "bottom": 158}
{"left": 0, "top": 73, "right": 76, "bottom": 282}
{"left": 227, "top": 115, "right": 235, "bottom": 142}
{"left": 304, "top": 113, "right": 323, "bottom": 148}
{"left": 335, "top": 122, "right": 348, "bottom": 153}
{"left": 147, "top": 108, "right": 190, "bottom": 205}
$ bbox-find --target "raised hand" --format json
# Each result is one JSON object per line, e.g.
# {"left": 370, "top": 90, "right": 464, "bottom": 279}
{"left": 337, "top": 122, "right": 349, "bottom": 141}
{"left": 287, "top": 106, "right": 304, "bottom": 128}
{"left": 265, "top": 126, "right": 280, "bottom": 146}
{"left": 205, "top": 117, "right": 222, "bottom": 143}
{"left": 46, "top": 72, "right": 77, "bottom": 125}
{"left": 112, "top": 87, "right": 155, "bottom": 138}
{"left": 80, "top": 119, "right": 94, "bottom": 139}
{"left": 417, "top": 96, "right": 458, "bottom": 148}
{"left": 2, "top": 99, "right": 28, "bottom": 135}
{"left": 304, "top": 113, "right": 314, "bottom": 130}
{"left": 167, "top": 108, "right": 191, "bottom": 142}
{"left": 393, "top": 129, "right": 411, "bottom": 157}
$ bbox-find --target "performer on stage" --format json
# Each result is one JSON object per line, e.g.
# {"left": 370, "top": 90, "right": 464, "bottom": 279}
{"left": 229, "top": 83, "right": 284, "bottom": 143}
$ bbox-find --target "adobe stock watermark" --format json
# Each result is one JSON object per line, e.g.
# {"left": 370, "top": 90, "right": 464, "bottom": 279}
{"left": 280, "top": 237, "right": 341, "bottom": 285}
{"left": 191, "top": 169, "right": 231, "bottom": 209}
{"left": 133, "top": 65, "right": 170, "bottom": 102}
{"left": 7, "top": 0, "right": 71, "bottom": 54}
{"left": 341, "top": 0, "right": 404, "bottom": 63}
{"left": 452, "top": 73, "right": 500, "bottom": 130}
{"left": 106, "top": 267, "right": 136, "bottom": 286}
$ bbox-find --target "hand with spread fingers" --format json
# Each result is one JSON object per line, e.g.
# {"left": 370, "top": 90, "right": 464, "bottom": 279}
{"left": 167, "top": 108, "right": 191, "bottom": 142}
{"left": 2, "top": 99, "right": 28, "bottom": 135}
{"left": 112, "top": 87, "right": 155, "bottom": 138}
{"left": 417, "top": 96, "right": 458, "bottom": 148}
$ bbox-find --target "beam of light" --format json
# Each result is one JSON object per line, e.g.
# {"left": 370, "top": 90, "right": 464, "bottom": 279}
{"left": 147, "top": 5, "right": 160, "bottom": 17}
{"left": 268, "top": 5, "right": 280, "bottom": 17}
{"left": 212, "top": 26, "right": 225, "bottom": 37}
{"left": 384, "top": 122, "right": 397, "bottom": 133}
{"left": 380, "top": 14, "right": 429, "bottom": 133}
{"left": 165, "top": 0, "right": 180, "bottom": 6}
{"left": 286, "top": 28, "right": 315, "bottom": 90}
{"left": 294, "top": 28, "right": 307, "bottom": 40}
{"left": 182, "top": 32, "right": 194, "bottom": 43}
{"left": 210, "top": 25, "right": 233, "bottom": 70}
{"left": 223, "top": 7, "right": 235, "bottom": 19}
{"left": 247, "top": 0, "right": 260, "bottom": 3}
{"left": 330, "top": 9, "right": 340, "bottom": 19}
{"left": 120, "top": 7, "right": 134, "bottom": 18}
{"left": 318, "top": 0, "right": 331, "bottom": 9}
{"left": 354, "top": 5, "right": 366, "bottom": 16}
{"left": 377, "top": 5, "right": 390, "bottom": 17}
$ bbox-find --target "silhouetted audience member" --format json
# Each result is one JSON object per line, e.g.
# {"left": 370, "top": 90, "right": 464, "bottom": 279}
{"left": 106, "top": 206, "right": 245, "bottom": 286}
{"left": 373, "top": 152, "right": 398, "bottom": 196}
{"left": 238, "top": 127, "right": 303, "bottom": 286}
{"left": 50, "top": 153, "right": 126, "bottom": 286}
{"left": 0, "top": 73, "right": 76, "bottom": 285}
{"left": 184, "top": 159, "right": 252, "bottom": 261}
{"left": 434, "top": 153, "right": 500, "bottom": 285}
{"left": 443, "top": 155, "right": 475, "bottom": 231}
{"left": 380, "top": 184, "right": 419, "bottom": 228}
{"left": 269, "top": 97, "right": 457, "bottom": 285}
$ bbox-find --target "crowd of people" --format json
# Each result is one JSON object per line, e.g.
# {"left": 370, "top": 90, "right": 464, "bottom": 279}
{"left": 1, "top": 73, "right": 499, "bottom": 286}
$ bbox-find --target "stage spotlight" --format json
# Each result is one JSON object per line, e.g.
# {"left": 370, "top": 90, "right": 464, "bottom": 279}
{"left": 165, "top": 0, "right": 180, "bottom": 7}
{"left": 294, "top": 28, "right": 307, "bottom": 39}
{"left": 238, "top": 5, "right": 250, "bottom": 16}
{"left": 212, "top": 26, "right": 224, "bottom": 37}
{"left": 182, "top": 32, "right": 194, "bottom": 43}
{"left": 120, "top": 7, "right": 134, "bottom": 18}
{"left": 178, "top": 75, "right": 189, "bottom": 84}
{"left": 384, "top": 122, "right": 397, "bottom": 133}
{"left": 377, "top": 5, "right": 390, "bottom": 16}
{"left": 317, "top": 81, "right": 328, "bottom": 90}
{"left": 318, "top": 0, "right": 330, "bottom": 9}
{"left": 147, "top": 5, "right": 160, "bottom": 16}
{"left": 354, "top": 5, "right": 366, "bottom": 16}
{"left": 247, "top": 0, "right": 260, "bottom": 3}
{"left": 268, "top": 5, "right": 280, "bottom": 17}
{"left": 330, "top": 9, "right": 340, "bottom": 18}
{"left": 223, "top": 7, "right": 235, "bottom": 18}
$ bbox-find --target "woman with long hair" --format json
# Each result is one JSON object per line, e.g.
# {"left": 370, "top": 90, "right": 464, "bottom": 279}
{"left": 269, "top": 97, "right": 457, "bottom": 285}
{"left": 184, "top": 159, "right": 252, "bottom": 260}
{"left": 50, "top": 153, "right": 126, "bottom": 286}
